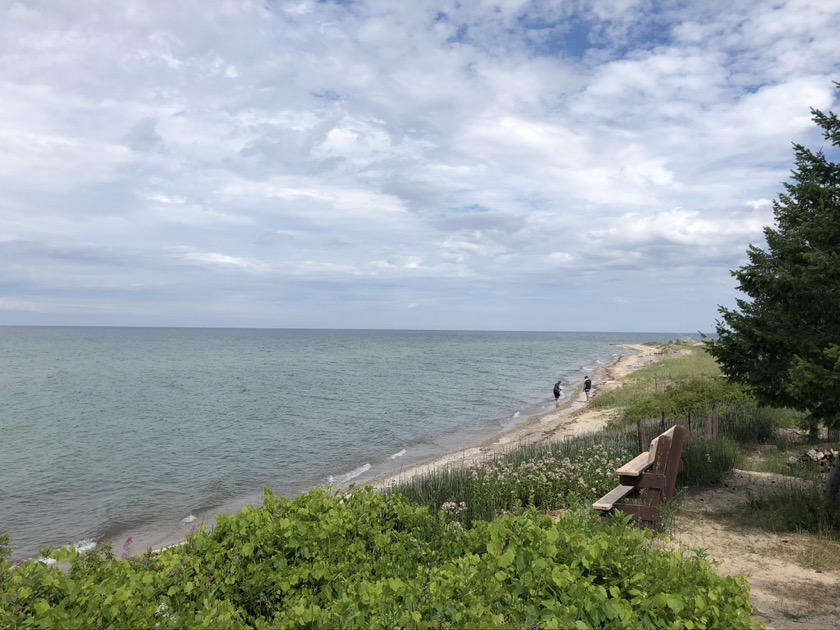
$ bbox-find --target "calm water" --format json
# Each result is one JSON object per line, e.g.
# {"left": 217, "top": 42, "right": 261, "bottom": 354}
{"left": 0, "top": 327, "right": 687, "bottom": 559}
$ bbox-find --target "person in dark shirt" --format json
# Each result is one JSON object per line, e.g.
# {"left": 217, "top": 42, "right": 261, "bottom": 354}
{"left": 553, "top": 380, "right": 562, "bottom": 407}
{"left": 584, "top": 376, "right": 592, "bottom": 402}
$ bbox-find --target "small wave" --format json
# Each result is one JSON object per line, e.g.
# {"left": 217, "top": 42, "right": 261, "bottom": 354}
{"left": 327, "top": 463, "right": 372, "bottom": 485}
{"left": 181, "top": 514, "right": 197, "bottom": 524}
{"left": 388, "top": 449, "right": 407, "bottom": 460}
{"left": 74, "top": 539, "right": 97, "bottom": 553}
{"left": 512, "top": 411, "right": 520, "bottom": 418}
{"left": 19, "top": 538, "right": 97, "bottom": 566}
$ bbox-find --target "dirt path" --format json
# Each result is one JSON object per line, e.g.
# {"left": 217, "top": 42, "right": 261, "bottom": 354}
{"left": 669, "top": 471, "right": 840, "bottom": 629}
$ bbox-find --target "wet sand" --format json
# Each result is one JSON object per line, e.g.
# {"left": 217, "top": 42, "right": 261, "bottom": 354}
{"left": 145, "top": 343, "right": 665, "bottom": 556}
{"left": 370, "top": 343, "right": 665, "bottom": 490}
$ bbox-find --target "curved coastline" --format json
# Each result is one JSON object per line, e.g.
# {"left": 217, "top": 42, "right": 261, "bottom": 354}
{"left": 368, "top": 343, "right": 661, "bottom": 491}
{"left": 138, "top": 343, "right": 663, "bottom": 556}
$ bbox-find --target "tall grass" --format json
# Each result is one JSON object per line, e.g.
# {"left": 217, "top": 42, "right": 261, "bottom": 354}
{"left": 719, "top": 403, "right": 776, "bottom": 444}
{"left": 679, "top": 436, "right": 743, "bottom": 487}
{"left": 743, "top": 484, "right": 840, "bottom": 534}
{"left": 634, "top": 346, "right": 722, "bottom": 381}
{"left": 387, "top": 427, "right": 640, "bottom": 524}
{"left": 594, "top": 344, "right": 723, "bottom": 411}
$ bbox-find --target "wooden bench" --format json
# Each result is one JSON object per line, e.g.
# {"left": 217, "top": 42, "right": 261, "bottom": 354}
{"left": 593, "top": 424, "right": 686, "bottom": 527}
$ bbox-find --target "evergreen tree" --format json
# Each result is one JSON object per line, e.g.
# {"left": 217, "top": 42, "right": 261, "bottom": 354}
{"left": 706, "top": 86, "right": 840, "bottom": 432}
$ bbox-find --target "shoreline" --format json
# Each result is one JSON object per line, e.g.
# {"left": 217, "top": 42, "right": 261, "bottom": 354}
{"left": 118, "top": 343, "right": 667, "bottom": 559}
{"left": 144, "top": 344, "right": 663, "bottom": 557}
{"left": 369, "top": 343, "right": 664, "bottom": 491}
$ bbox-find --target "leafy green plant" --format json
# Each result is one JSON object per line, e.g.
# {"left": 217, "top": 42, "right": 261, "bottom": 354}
{"left": 0, "top": 488, "right": 760, "bottom": 628}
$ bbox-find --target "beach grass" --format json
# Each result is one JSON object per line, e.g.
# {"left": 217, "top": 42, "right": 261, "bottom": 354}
{"left": 386, "top": 427, "right": 641, "bottom": 525}
{"left": 387, "top": 343, "right": 817, "bottom": 534}
{"left": 593, "top": 344, "right": 722, "bottom": 410}
{"left": 740, "top": 483, "right": 840, "bottom": 534}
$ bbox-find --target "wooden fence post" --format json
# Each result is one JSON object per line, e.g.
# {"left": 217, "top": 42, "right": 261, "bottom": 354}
{"left": 637, "top": 419, "right": 643, "bottom": 454}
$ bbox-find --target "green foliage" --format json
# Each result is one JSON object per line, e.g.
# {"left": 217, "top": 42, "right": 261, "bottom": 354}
{"left": 609, "top": 377, "right": 749, "bottom": 428}
{"left": 594, "top": 346, "right": 723, "bottom": 412}
{"left": 633, "top": 345, "right": 723, "bottom": 381}
{"left": 389, "top": 429, "right": 639, "bottom": 522}
{"left": 594, "top": 346, "right": 753, "bottom": 431}
{"left": 0, "top": 488, "right": 759, "bottom": 628}
{"left": 719, "top": 404, "right": 785, "bottom": 445}
{"left": 679, "top": 437, "right": 743, "bottom": 487}
{"left": 706, "top": 87, "right": 840, "bottom": 428}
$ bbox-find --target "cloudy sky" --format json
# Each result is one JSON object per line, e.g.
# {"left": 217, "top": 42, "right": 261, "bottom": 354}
{"left": 1, "top": 0, "right": 838, "bottom": 332}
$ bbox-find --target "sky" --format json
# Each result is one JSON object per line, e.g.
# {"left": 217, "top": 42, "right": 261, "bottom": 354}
{"left": 1, "top": 0, "right": 839, "bottom": 333}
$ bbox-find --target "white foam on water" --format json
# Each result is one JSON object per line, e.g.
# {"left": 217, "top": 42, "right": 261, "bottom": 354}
{"left": 388, "top": 449, "right": 407, "bottom": 460}
{"left": 512, "top": 411, "right": 520, "bottom": 418}
{"left": 73, "top": 539, "right": 97, "bottom": 553}
{"left": 327, "top": 463, "right": 372, "bottom": 485}
{"left": 181, "top": 514, "right": 197, "bottom": 524}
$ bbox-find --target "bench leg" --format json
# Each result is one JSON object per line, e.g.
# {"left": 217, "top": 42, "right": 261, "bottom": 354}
{"left": 613, "top": 503, "right": 660, "bottom": 528}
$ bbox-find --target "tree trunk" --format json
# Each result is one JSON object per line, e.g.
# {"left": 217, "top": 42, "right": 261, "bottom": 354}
{"left": 824, "top": 456, "right": 840, "bottom": 503}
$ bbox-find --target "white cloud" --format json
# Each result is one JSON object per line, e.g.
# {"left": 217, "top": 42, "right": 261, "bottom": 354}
{"left": 0, "top": 0, "right": 838, "bottom": 331}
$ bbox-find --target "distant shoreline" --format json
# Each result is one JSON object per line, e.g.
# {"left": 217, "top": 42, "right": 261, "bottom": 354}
{"left": 368, "top": 344, "right": 665, "bottom": 491}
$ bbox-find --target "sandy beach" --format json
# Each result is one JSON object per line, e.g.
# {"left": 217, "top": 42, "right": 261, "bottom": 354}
{"left": 371, "top": 343, "right": 665, "bottom": 490}
{"left": 144, "top": 343, "right": 664, "bottom": 557}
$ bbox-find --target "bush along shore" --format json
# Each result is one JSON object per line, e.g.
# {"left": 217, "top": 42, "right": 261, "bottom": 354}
{"left": 8, "top": 342, "right": 828, "bottom": 628}
{"left": 1, "top": 486, "right": 756, "bottom": 628}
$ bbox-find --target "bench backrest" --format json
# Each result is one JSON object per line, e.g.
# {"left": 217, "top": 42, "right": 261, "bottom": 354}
{"left": 648, "top": 424, "right": 686, "bottom": 501}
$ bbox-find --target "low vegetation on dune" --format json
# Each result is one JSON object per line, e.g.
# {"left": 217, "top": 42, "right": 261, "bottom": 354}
{"left": 7, "top": 342, "right": 834, "bottom": 628}
{"left": 1, "top": 483, "right": 761, "bottom": 629}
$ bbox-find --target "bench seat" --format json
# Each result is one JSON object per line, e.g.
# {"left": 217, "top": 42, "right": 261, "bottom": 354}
{"left": 591, "top": 424, "right": 686, "bottom": 527}
{"left": 593, "top": 484, "right": 637, "bottom": 511}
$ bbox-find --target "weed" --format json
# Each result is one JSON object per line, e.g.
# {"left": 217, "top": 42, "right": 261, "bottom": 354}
{"left": 742, "top": 483, "right": 840, "bottom": 534}
{"left": 679, "top": 436, "right": 742, "bottom": 487}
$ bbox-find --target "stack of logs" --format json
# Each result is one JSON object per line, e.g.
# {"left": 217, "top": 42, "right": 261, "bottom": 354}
{"left": 789, "top": 448, "right": 839, "bottom": 469}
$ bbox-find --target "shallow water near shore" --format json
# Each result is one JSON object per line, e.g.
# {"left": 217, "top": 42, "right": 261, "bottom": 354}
{"left": 0, "top": 327, "right": 688, "bottom": 560}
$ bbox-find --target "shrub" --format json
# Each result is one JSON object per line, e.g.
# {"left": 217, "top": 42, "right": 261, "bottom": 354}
{"left": 0, "top": 488, "right": 759, "bottom": 628}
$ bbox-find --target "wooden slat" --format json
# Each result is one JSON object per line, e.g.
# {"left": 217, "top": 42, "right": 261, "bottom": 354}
{"left": 620, "top": 472, "right": 666, "bottom": 489}
{"left": 663, "top": 424, "right": 686, "bottom": 500}
{"left": 615, "top": 451, "right": 652, "bottom": 477}
{"left": 593, "top": 484, "right": 636, "bottom": 511}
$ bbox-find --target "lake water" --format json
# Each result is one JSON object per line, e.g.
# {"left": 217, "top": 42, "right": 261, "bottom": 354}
{"left": 0, "top": 327, "right": 688, "bottom": 560}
